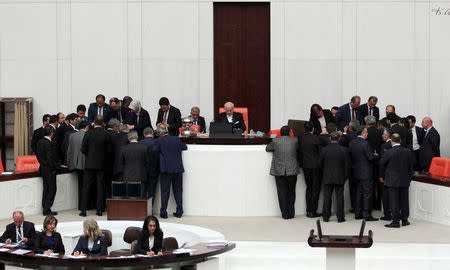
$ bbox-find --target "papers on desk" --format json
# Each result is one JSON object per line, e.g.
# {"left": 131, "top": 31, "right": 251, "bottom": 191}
{"left": 173, "top": 248, "right": 196, "bottom": 255}
{"left": 0, "top": 248, "right": 10, "bottom": 252}
{"left": 135, "top": 254, "right": 153, "bottom": 258}
{"left": 107, "top": 255, "right": 136, "bottom": 259}
{"left": 0, "top": 243, "right": 5, "bottom": 247}
{"left": 1, "top": 172, "right": 13, "bottom": 175}
{"left": 35, "top": 253, "right": 59, "bottom": 257}
{"left": 206, "top": 240, "right": 229, "bottom": 247}
{"left": 11, "top": 249, "right": 32, "bottom": 255}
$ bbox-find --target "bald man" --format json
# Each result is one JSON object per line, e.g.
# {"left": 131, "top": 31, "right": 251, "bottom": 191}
{"left": 0, "top": 211, "right": 36, "bottom": 248}
{"left": 216, "top": 102, "right": 246, "bottom": 131}
{"left": 418, "top": 117, "right": 440, "bottom": 171}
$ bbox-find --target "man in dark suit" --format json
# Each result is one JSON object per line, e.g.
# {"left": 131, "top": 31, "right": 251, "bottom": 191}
{"left": 80, "top": 115, "right": 109, "bottom": 217}
{"left": 309, "top": 104, "right": 335, "bottom": 135}
{"left": 88, "top": 94, "right": 111, "bottom": 128}
{"left": 380, "top": 105, "right": 396, "bottom": 122}
{"left": 190, "top": 106, "right": 206, "bottom": 133}
{"left": 76, "top": 104, "right": 89, "bottom": 122}
{"left": 216, "top": 101, "right": 246, "bottom": 132}
{"left": 359, "top": 96, "right": 380, "bottom": 124}
{"left": 364, "top": 115, "right": 383, "bottom": 210}
{"left": 407, "top": 115, "right": 425, "bottom": 171}
{"left": 335, "top": 96, "right": 362, "bottom": 131}
{"left": 31, "top": 114, "right": 51, "bottom": 154}
{"left": 125, "top": 100, "right": 152, "bottom": 139}
{"left": 154, "top": 124, "right": 188, "bottom": 218}
{"left": 0, "top": 211, "right": 36, "bottom": 248}
{"left": 60, "top": 113, "right": 79, "bottom": 164}
{"left": 380, "top": 133, "right": 414, "bottom": 228}
{"left": 111, "top": 124, "right": 130, "bottom": 180}
{"left": 156, "top": 97, "right": 182, "bottom": 136}
{"left": 349, "top": 127, "right": 378, "bottom": 221}
{"left": 109, "top": 97, "right": 129, "bottom": 123}
{"left": 379, "top": 128, "right": 393, "bottom": 220}
{"left": 387, "top": 113, "right": 410, "bottom": 148}
{"left": 138, "top": 127, "right": 160, "bottom": 200}
{"left": 419, "top": 117, "right": 440, "bottom": 172}
{"left": 121, "top": 131, "right": 149, "bottom": 187}
{"left": 36, "top": 125, "right": 61, "bottom": 216}
{"left": 320, "top": 132, "right": 349, "bottom": 222}
{"left": 298, "top": 122, "right": 322, "bottom": 218}
{"left": 103, "top": 118, "right": 121, "bottom": 202}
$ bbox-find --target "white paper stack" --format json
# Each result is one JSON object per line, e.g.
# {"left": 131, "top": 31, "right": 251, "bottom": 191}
{"left": 0, "top": 248, "right": 10, "bottom": 252}
{"left": 172, "top": 248, "right": 196, "bottom": 254}
{"left": 11, "top": 249, "right": 32, "bottom": 255}
{"left": 206, "top": 240, "right": 229, "bottom": 247}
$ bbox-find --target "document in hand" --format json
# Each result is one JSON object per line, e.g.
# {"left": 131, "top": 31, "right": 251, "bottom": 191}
{"left": 206, "top": 240, "right": 229, "bottom": 247}
{"left": 0, "top": 248, "right": 10, "bottom": 252}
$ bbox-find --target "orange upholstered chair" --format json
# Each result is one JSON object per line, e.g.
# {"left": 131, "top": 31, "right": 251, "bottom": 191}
{"left": 269, "top": 129, "right": 281, "bottom": 138}
{"left": 15, "top": 155, "right": 40, "bottom": 173}
{"left": 0, "top": 159, "right": 4, "bottom": 174}
{"left": 429, "top": 157, "right": 450, "bottom": 179}
{"left": 219, "top": 107, "right": 249, "bottom": 132}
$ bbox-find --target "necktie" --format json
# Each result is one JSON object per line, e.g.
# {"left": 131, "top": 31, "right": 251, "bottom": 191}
{"left": 98, "top": 107, "right": 103, "bottom": 116}
{"left": 370, "top": 108, "right": 373, "bottom": 116}
{"left": 352, "top": 109, "right": 356, "bottom": 121}
{"left": 17, "top": 227, "right": 22, "bottom": 242}
{"left": 194, "top": 120, "right": 197, "bottom": 125}
{"left": 162, "top": 111, "right": 168, "bottom": 124}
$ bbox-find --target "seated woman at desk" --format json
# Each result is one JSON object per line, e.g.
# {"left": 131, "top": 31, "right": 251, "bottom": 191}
{"left": 136, "top": 215, "right": 163, "bottom": 256}
{"left": 34, "top": 215, "right": 65, "bottom": 255}
{"left": 72, "top": 219, "right": 107, "bottom": 256}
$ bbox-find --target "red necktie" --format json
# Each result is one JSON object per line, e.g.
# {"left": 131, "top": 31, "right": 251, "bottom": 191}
{"left": 352, "top": 109, "right": 356, "bottom": 121}
{"left": 162, "top": 111, "right": 168, "bottom": 124}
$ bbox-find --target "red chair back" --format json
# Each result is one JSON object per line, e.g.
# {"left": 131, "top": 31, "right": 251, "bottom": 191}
{"left": 0, "top": 158, "right": 4, "bottom": 174}
{"left": 269, "top": 129, "right": 295, "bottom": 138}
{"left": 219, "top": 107, "right": 248, "bottom": 132}
{"left": 15, "top": 155, "right": 40, "bottom": 173}
{"left": 429, "top": 157, "right": 450, "bottom": 179}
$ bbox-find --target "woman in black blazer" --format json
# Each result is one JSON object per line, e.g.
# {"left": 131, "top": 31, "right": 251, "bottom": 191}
{"left": 34, "top": 215, "right": 65, "bottom": 255}
{"left": 136, "top": 216, "right": 163, "bottom": 256}
{"left": 72, "top": 219, "right": 107, "bottom": 256}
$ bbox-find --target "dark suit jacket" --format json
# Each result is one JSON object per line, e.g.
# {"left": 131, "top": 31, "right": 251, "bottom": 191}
{"left": 72, "top": 236, "right": 107, "bottom": 256}
{"left": 31, "top": 127, "right": 44, "bottom": 154}
{"left": 156, "top": 106, "right": 182, "bottom": 136}
{"left": 366, "top": 126, "right": 383, "bottom": 154}
{"left": 120, "top": 142, "right": 149, "bottom": 182}
{"left": 191, "top": 116, "right": 206, "bottom": 133}
{"left": 380, "top": 145, "right": 413, "bottom": 187}
{"left": 358, "top": 103, "right": 380, "bottom": 123}
{"left": 390, "top": 123, "right": 411, "bottom": 148}
{"left": 124, "top": 108, "right": 152, "bottom": 139}
{"left": 81, "top": 127, "right": 109, "bottom": 170}
{"left": 103, "top": 129, "right": 117, "bottom": 174}
{"left": 111, "top": 132, "right": 129, "bottom": 176}
{"left": 339, "top": 131, "right": 358, "bottom": 147}
{"left": 335, "top": 103, "right": 362, "bottom": 131}
{"left": 136, "top": 231, "right": 163, "bottom": 255}
{"left": 380, "top": 140, "right": 392, "bottom": 158}
{"left": 36, "top": 138, "right": 61, "bottom": 171}
{"left": 309, "top": 109, "right": 335, "bottom": 135}
{"left": 419, "top": 126, "right": 440, "bottom": 171}
{"left": 320, "top": 143, "right": 350, "bottom": 185}
{"left": 0, "top": 221, "right": 36, "bottom": 247}
{"left": 138, "top": 137, "right": 160, "bottom": 178}
{"left": 55, "top": 123, "right": 73, "bottom": 162}
{"left": 414, "top": 126, "right": 425, "bottom": 146}
{"left": 297, "top": 133, "right": 321, "bottom": 169}
{"left": 154, "top": 135, "right": 187, "bottom": 174}
{"left": 88, "top": 103, "right": 111, "bottom": 127}
{"left": 349, "top": 137, "right": 375, "bottom": 180}
{"left": 216, "top": 112, "right": 246, "bottom": 132}
{"left": 34, "top": 231, "right": 65, "bottom": 254}
{"left": 110, "top": 106, "right": 130, "bottom": 123}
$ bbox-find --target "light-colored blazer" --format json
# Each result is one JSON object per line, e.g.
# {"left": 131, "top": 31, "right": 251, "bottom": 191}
{"left": 66, "top": 130, "right": 86, "bottom": 170}
{"left": 266, "top": 136, "right": 300, "bottom": 176}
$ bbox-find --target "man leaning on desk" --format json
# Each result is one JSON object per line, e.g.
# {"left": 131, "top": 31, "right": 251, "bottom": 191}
{"left": 216, "top": 102, "right": 246, "bottom": 132}
{"left": 0, "top": 211, "right": 36, "bottom": 248}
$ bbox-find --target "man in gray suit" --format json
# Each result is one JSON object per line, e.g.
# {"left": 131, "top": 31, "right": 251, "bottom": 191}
{"left": 266, "top": 126, "right": 300, "bottom": 219}
{"left": 66, "top": 120, "right": 88, "bottom": 210}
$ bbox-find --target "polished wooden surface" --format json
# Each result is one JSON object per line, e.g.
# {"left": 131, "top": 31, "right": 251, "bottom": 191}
{"left": 0, "top": 167, "right": 71, "bottom": 182}
{"left": 0, "top": 243, "right": 235, "bottom": 268}
{"left": 214, "top": 3, "right": 271, "bottom": 132}
{"left": 181, "top": 135, "right": 271, "bottom": 145}
{"left": 308, "top": 230, "right": 373, "bottom": 248}
{"left": 107, "top": 198, "right": 150, "bottom": 221}
{"left": 412, "top": 173, "right": 450, "bottom": 186}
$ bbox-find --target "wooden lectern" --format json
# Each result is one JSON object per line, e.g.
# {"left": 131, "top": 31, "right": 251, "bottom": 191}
{"left": 307, "top": 221, "right": 373, "bottom": 270}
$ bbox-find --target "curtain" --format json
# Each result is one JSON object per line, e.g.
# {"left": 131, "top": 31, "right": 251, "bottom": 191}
{"left": 14, "top": 101, "right": 29, "bottom": 165}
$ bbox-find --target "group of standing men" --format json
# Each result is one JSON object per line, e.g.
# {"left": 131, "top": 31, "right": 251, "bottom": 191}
{"left": 267, "top": 95, "right": 440, "bottom": 228}
{"left": 32, "top": 95, "right": 188, "bottom": 219}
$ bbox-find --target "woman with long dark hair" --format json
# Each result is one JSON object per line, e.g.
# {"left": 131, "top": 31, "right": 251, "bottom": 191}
{"left": 34, "top": 215, "right": 65, "bottom": 254}
{"left": 136, "top": 215, "right": 163, "bottom": 256}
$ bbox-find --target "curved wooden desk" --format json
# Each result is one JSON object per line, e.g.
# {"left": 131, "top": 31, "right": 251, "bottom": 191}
{"left": 0, "top": 243, "right": 235, "bottom": 270}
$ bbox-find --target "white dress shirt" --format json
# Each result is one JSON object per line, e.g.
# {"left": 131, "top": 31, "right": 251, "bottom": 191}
{"left": 410, "top": 127, "right": 420, "bottom": 151}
